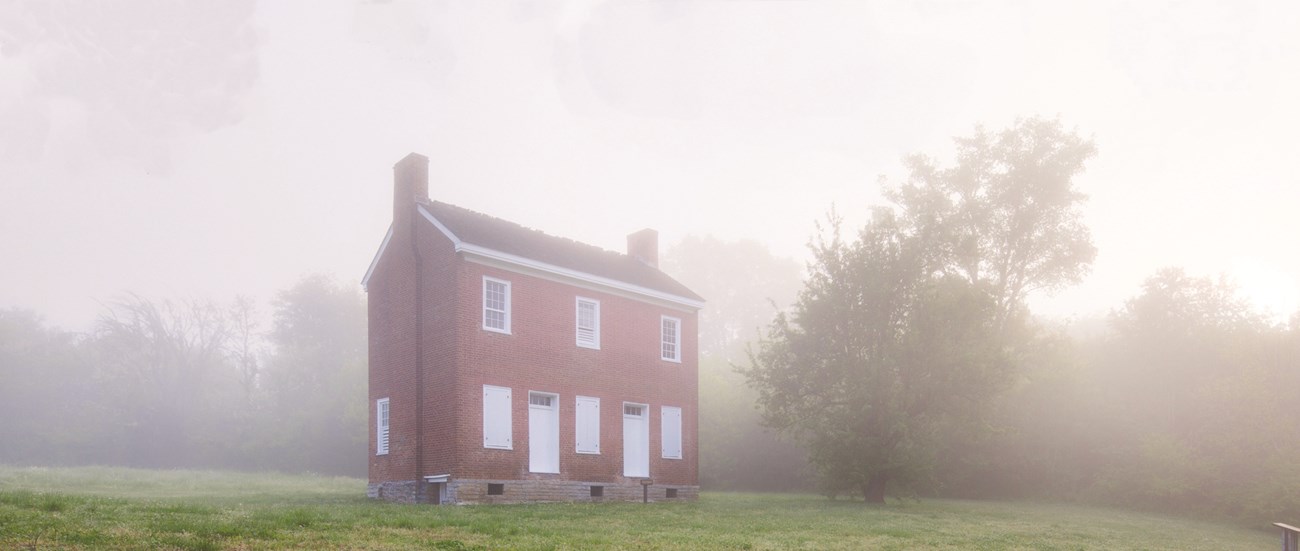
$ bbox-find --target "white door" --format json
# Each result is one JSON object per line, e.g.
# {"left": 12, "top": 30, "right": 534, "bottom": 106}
{"left": 529, "top": 392, "right": 559, "bottom": 473}
{"left": 623, "top": 403, "right": 649, "bottom": 477}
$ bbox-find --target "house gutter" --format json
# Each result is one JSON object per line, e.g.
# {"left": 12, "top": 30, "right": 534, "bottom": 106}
{"left": 410, "top": 200, "right": 426, "bottom": 501}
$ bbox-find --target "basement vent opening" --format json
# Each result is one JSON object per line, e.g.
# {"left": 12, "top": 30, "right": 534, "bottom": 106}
{"left": 487, "top": 483, "right": 504, "bottom": 496}
{"left": 590, "top": 485, "right": 604, "bottom": 498}
{"left": 666, "top": 488, "right": 678, "bottom": 499}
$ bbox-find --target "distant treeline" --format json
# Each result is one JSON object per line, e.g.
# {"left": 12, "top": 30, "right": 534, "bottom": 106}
{"left": 682, "top": 240, "right": 1300, "bottom": 522}
{"left": 937, "top": 269, "right": 1300, "bottom": 523}
{"left": 3, "top": 249, "right": 1298, "bottom": 524}
{"left": 0, "top": 275, "right": 365, "bottom": 476}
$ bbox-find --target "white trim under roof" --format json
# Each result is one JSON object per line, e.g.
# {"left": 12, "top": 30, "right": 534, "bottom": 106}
{"left": 419, "top": 205, "right": 462, "bottom": 247}
{"left": 361, "top": 224, "right": 394, "bottom": 291}
{"left": 418, "top": 204, "right": 704, "bottom": 310}
{"left": 361, "top": 205, "right": 703, "bottom": 309}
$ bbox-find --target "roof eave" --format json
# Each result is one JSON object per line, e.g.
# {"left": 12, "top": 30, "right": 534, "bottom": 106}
{"left": 360, "top": 224, "right": 394, "bottom": 291}
{"left": 418, "top": 204, "right": 703, "bottom": 310}
{"left": 457, "top": 243, "right": 705, "bottom": 311}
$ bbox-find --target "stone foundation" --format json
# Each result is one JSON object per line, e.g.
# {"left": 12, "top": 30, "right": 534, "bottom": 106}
{"left": 367, "top": 480, "right": 423, "bottom": 503}
{"left": 368, "top": 479, "right": 699, "bottom": 505}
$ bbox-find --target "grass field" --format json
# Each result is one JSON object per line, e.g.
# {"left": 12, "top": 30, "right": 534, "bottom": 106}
{"left": 0, "top": 466, "right": 1278, "bottom": 550}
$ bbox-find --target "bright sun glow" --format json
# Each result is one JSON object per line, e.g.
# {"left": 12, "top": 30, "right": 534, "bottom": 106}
{"left": 1229, "top": 260, "right": 1300, "bottom": 323}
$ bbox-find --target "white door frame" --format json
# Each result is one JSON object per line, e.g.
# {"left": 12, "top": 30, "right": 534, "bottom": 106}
{"left": 623, "top": 402, "right": 649, "bottom": 478}
{"left": 529, "top": 391, "right": 560, "bottom": 473}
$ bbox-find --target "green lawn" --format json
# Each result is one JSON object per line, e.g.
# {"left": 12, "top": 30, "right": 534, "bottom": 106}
{"left": 0, "top": 466, "right": 1277, "bottom": 550}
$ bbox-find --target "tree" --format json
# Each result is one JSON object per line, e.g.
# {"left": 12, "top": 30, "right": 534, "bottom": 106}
{"left": 227, "top": 295, "right": 263, "bottom": 406}
{"left": 661, "top": 236, "right": 808, "bottom": 490}
{"left": 746, "top": 212, "right": 1010, "bottom": 502}
{"left": 89, "top": 295, "right": 240, "bottom": 468}
{"left": 887, "top": 117, "right": 1097, "bottom": 328}
{"left": 1083, "top": 269, "right": 1279, "bottom": 514}
{"left": 661, "top": 235, "right": 802, "bottom": 360}
{"left": 257, "top": 274, "right": 367, "bottom": 476}
{"left": 0, "top": 309, "right": 101, "bottom": 465}
{"left": 745, "top": 118, "right": 1097, "bottom": 503}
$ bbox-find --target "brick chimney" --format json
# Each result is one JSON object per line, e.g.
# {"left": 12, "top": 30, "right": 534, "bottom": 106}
{"left": 393, "top": 152, "right": 429, "bottom": 224}
{"left": 627, "top": 228, "right": 658, "bottom": 268}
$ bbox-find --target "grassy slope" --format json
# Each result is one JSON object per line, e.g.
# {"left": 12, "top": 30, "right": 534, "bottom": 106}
{"left": 0, "top": 466, "right": 1276, "bottom": 550}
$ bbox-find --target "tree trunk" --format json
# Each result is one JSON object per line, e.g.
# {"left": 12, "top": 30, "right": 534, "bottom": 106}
{"left": 862, "top": 474, "right": 888, "bottom": 504}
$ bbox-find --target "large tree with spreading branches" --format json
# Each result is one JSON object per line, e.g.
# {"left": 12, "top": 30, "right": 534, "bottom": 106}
{"left": 744, "top": 117, "right": 1097, "bottom": 503}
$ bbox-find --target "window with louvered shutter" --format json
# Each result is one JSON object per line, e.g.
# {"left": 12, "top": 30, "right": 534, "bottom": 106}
{"left": 376, "top": 398, "right": 390, "bottom": 455}
{"left": 576, "top": 297, "right": 600, "bottom": 349}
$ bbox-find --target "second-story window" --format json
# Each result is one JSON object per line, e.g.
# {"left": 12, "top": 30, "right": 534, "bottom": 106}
{"left": 483, "top": 277, "right": 511, "bottom": 334}
{"left": 576, "top": 297, "right": 600, "bottom": 349}
{"left": 661, "top": 315, "right": 681, "bottom": 362}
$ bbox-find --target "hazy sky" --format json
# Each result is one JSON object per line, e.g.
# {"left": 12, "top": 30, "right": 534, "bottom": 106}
{"left": 2, "top": 0, "right": 1298, "bottom": 331}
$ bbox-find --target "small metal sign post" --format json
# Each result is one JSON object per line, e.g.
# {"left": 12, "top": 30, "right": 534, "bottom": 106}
{"left": 641, "top": 478, "right": 653, "bottom": 504}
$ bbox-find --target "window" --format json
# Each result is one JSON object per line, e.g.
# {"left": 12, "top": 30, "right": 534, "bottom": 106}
{"left": 661, "top": 316, "right": 681, "bottom": 362}
{"left": 662, "top": 406, "right": 682, "bottom": 459}
{"left": 666, "top": 488, "right": 678, "bottom": 499}
{"left": 483, "top": 385, "right": 512, "bottom": 449}
{"left": 483, "top": 277, "right": 511, "bottom": 333}
{"left": 590, "top": 485, "right": 604, "bottom": 497}
{"left": 624, "top": 404, "right": 644, "bottom": 416}
{"left": 487, "top": 483, "right": 504, "bottom": 496}
{"left": 575, "top": 297, "right": 600, "bottom": 349}
{"left": 576, "top": 396, "right": 600, "bottom": 454}
{"left": 376, "top": 398, "right": 390, "bottom": 455}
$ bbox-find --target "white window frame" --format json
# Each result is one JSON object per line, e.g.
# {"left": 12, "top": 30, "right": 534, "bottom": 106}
{"left": 376, "top": 397, "right": 390, "bottom": 456}
{"left": 482, "top": 276, "right": 512, "bottom": 334}
{"left": 661, "top": 315, "right": 681, "bottom": 363}
{"left": 482, "top": 385, "right": 513, "bottom": 450}
{"left": 575, "top": 297, "right": 600, "bottom": 349}
{"left": 575, "top": 396, "right": 600, "bottom": 455}
{"left": 661, "top": 405, "right": 683, "bottom": 460}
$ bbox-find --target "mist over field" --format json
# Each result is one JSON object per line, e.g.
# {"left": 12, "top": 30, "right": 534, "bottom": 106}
{"left": 3, "top": 0, "right": 1300, "bottom": 531}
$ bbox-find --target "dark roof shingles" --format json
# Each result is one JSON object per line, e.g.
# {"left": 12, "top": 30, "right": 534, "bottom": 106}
{"left": 423, "top": 201, "right": 703, "bottom": 302}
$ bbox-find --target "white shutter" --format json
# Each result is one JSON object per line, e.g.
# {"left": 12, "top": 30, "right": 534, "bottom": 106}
{"left": 483, "top": 385, "right": 513, "bottom": 449}
{"left": 376, "top": 398, "right": 390, "bottom": 455}
{"left": 576, "top": 396, "right": 600, "bottom": 454}
{"left": 662, "top": 406, "right": 682, "bottom": 459}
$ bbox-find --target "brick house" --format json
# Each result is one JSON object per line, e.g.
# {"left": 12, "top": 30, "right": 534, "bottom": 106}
{"left": 362, "top": 153, "right": 703, "bottom": 504}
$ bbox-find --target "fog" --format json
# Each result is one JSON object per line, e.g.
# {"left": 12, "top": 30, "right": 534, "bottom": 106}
{"left": 2, "top": 1, "right": 1297, "bottom": 331}
{"left": 2, "top": 0, "right": 1300, "bottom": 522}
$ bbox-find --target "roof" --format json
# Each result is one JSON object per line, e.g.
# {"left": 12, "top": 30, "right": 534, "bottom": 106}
{"left": 415, "top": 201, "right": 703, "bottom": 305}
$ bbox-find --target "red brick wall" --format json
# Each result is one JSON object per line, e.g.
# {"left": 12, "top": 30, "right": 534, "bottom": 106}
{"left": 368, "top": 213, "right": 462, "bottom": 486}
{"left": 370, "top": 210, "right": 699, "bottom": 490}
{"left": 450, "top": 261, "right": 699, "bottom": 487}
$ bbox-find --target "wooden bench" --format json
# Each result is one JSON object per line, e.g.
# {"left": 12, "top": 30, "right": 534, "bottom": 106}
{"left": 1275, "top": 523, "right": 1300, "bottom": 551}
